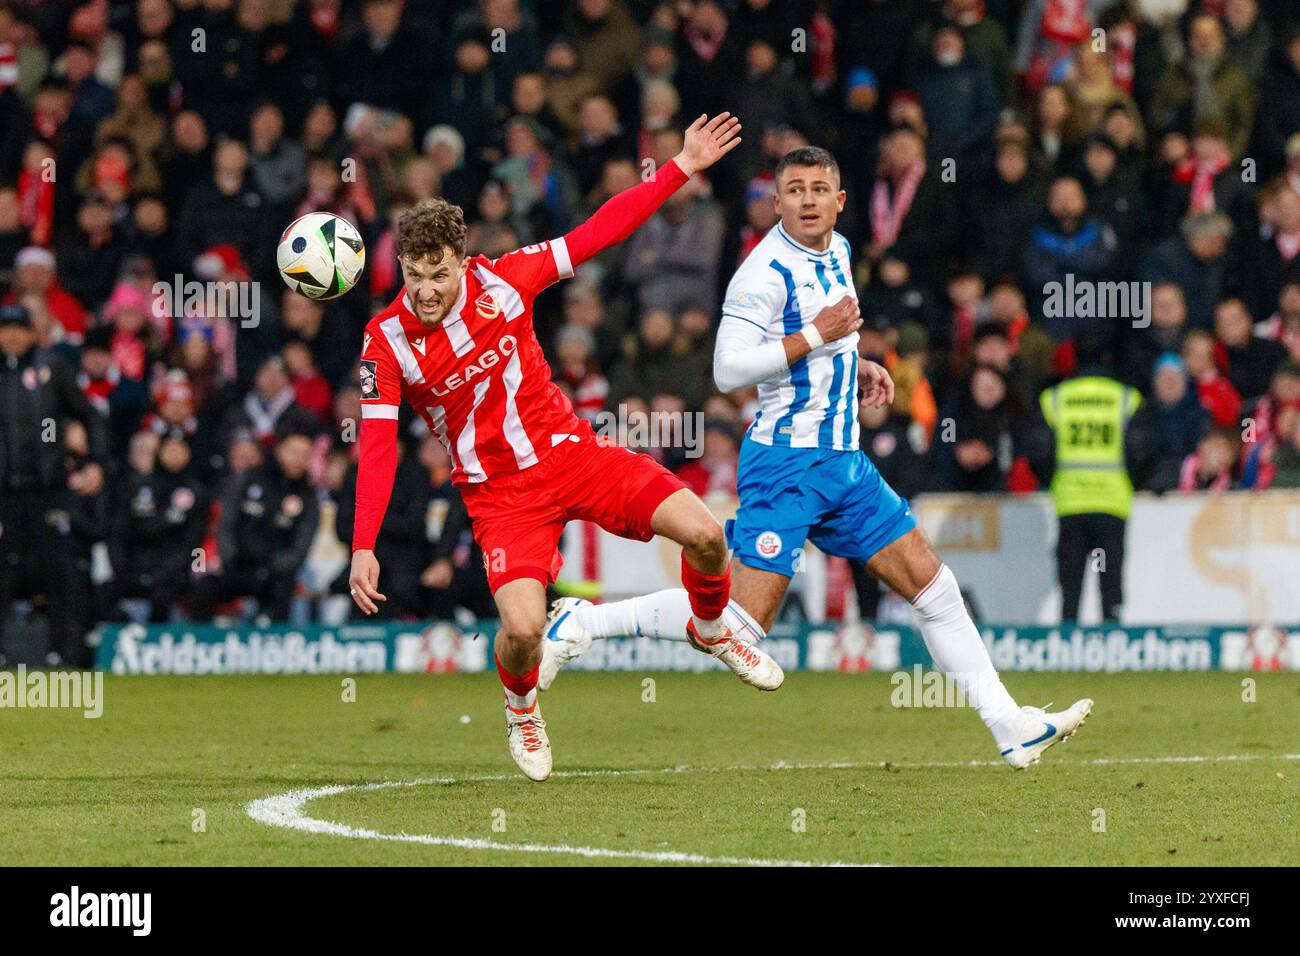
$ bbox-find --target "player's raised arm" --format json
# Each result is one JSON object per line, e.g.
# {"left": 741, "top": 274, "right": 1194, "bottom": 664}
{"left": 489, "top": 113, "right": 741, "bottom": 298}
{"left": 562, "top": 112, "right": 742, "bottom": 268}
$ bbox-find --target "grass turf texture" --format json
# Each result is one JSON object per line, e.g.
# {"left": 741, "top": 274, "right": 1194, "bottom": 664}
{"left": 2, "top": 671, "right": 1295, "bottom": 866}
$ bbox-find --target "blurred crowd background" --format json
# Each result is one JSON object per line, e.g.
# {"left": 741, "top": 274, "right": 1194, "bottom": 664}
{"left": 4, "top": 0, "right": 1300, "bottom": 652}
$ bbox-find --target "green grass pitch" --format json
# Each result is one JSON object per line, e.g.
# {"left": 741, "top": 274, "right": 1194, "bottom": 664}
{"left": 2, "top": 671, "right": 1295, "bottom": 866}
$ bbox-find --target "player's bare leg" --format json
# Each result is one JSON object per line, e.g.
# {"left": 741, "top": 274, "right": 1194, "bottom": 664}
{"left": 493, "top": 578, "right": 552, "bottom": 781}
{"left": 868, "top": 527, "right": 1093, "bottom": 769}
{"left": 726, "top": 559, "right": 793, "bottom": 633}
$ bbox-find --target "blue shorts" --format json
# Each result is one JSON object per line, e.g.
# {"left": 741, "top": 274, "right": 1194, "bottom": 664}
{"left": 725, "top": 438, "right": 916, "bottom": 578}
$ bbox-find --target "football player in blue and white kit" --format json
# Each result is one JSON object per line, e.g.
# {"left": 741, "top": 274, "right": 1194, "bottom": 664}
{"left": 543, "top": 146, "right": 1092, "bottom": 769}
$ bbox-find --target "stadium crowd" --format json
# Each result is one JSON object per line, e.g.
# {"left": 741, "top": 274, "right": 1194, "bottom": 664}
{"left": 3, "top": 0, "right": 1300, "bottom": 650}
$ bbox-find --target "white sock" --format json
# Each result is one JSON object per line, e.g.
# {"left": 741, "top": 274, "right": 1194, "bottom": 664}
{"left": 911, "top": 565, "right": 1023, "bottom": 746}
{"left": 574, "top": 591, "right": 766, "bottom": 644}
{"left": 575, "top": 589, "right": 693, "bottom": 641}
{"left": 504, "top": 686, "right": 537, "bottom": 711}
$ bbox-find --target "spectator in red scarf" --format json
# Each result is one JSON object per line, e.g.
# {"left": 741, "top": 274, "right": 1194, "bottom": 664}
{"left": 1214, "top": 297, "right": 1286, "bottom": 402}
{"left": 282, "top": 340, "right": 333, "bottom": 424}
{"left": 1178, "top": 427, "right": 1239, "bottom": 491}
{"left": 1161, "top": 120, "right": 1255, "bottom": 247}
{"left": 16, "top": 138, "right": 57, "bottom": 246}
{"left": 675, "top": 0, "right": 741, "bottom": 119}
{"left": 1182, "top": 329, "right": 1242, "bottom": 428}
{"left": 865, "top": 124, "right": 958, "bottom": 291}
{"left": 29, "top": 82, "right": 71, "bottom": 148}
{"left": 102, "top": 281, "right": 155, "bottom": 381}
{"left": 0, "top": 7, "right": 25, "bottom": 97}
{"left": 78, "top": 324, "right": 148, "bottom": 452}
{"left": 1255, "top": 279, "right": 1300, "bottom": 363}
{"left": 1240, "top": 362, "right": 1300, "bottom": 488}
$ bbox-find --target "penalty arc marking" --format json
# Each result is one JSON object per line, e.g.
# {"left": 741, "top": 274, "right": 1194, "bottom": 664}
{"left": 245, "top": 753, "right": 1300, "bottom": 866}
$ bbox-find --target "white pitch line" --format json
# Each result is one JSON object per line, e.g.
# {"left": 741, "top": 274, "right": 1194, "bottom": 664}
{"left": 247, "top": 778, "right": 868, "bottom": 866}
{"left": 246, "top": 753, "right": 1299, "bottom": 866}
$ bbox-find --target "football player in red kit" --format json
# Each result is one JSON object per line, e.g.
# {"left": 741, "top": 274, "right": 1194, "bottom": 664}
{"left": 348, "top": 113, "right": 782, "bottom": 780}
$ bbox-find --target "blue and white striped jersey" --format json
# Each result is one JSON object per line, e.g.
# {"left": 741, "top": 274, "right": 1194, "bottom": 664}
{"left": 717, "top": 222, "right": 859, "bottom": 450}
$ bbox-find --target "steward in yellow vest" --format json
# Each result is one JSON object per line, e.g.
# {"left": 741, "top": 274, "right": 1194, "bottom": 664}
{"left": 1039, "top": 375, "right": 1143, "bottom": 520}
{"left": 1037, "top": 333, "right": 1142, "bottom": 622}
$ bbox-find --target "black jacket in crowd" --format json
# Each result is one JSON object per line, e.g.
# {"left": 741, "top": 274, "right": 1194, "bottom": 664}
{"left": 0, "top": 345, "right": 107, "bottom": 493}
{"left": 216, "top": 459, "right": 319, "bottom": 578}
{"left": 110, "top": 467, "right": 211, "bottom": 587}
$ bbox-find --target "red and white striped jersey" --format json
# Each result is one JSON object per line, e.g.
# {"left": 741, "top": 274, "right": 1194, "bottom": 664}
{"left": 359, "top": 239, "right": 579, "bottom": 484}
{"left": 351, "top": 158, "right": 690, "bottom": 551}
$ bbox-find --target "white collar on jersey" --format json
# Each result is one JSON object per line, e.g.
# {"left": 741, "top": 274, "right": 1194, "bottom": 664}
{"left": 775, "top": 221, "right": 836, "bottom": 258}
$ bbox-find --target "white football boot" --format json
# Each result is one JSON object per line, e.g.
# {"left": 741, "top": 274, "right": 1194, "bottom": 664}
{"left": 539, "top": 597, "right": 593, "bottom": 691}
{"left": 505, "top": 699, "right": 552, "bottom": 781}
{"left": 686, "top": 603, "right": 785, "bottom": 692}
{"left": 1000, "top": 698, "right": 1094, "bottom": 770}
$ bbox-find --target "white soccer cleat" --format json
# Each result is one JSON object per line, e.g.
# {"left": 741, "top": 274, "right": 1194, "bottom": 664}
{"left": 686, "top": 618, "right": 785, "bottom": 691}
{"left": 1000, "top": 698, "right": 1094, "bottom": 770}
{"left": 539, "top": 597, "right": 593, "bottom": 691}
{"left": 505, "top": 700, "right": 552, "bottom": 781}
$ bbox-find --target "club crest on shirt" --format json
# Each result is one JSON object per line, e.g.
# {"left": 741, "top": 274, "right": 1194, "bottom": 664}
{"left": 359, "top": 359, "right": 379, "bottom": 399}
{"left": 475, "top": 291, "right": 501, "bottom": 319}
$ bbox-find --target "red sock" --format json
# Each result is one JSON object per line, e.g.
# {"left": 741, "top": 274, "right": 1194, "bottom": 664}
{"left": 495, "top": 654, "right": 539, "bottom": 710}
{"left": 681, "top": 555, "right": 730, "bottom": 621}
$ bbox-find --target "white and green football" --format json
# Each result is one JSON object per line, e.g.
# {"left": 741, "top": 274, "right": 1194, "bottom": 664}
{"left": 276, "top": 212, "right": 366, "bottom": 300}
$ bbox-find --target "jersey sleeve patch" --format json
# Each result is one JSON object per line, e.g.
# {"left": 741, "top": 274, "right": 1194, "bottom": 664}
{"left": 722, "top": 271, "right": 783, "bottom": 327}
{"left": 359, "top": 359, "right": 380, "bottom": 400}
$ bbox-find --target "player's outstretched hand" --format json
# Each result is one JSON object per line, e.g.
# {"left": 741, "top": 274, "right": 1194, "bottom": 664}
{"left": 812, "top": 294, "right": 862, "bottom": 344}
{"left": 674, "top": 112, "right": 742, "bottom": 177}
{"left": 349, "top": 549, "right": 387, "bottom": 615}
{"left": 858, "top": 359, "right": 895, "bottom": 408}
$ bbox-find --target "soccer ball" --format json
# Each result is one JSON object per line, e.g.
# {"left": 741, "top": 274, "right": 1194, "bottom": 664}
{"left": 276, "top": 212, "right": 366, "bottom": 300}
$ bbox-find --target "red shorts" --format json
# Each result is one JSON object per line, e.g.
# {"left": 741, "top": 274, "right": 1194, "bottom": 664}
{"left": 459, "top": 431, "right": 687, "bottom": 593}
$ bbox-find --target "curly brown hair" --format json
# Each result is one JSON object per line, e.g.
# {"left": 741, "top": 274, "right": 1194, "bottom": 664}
{"left": 396, "top": 197, "right": 468, "bottom": 264}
